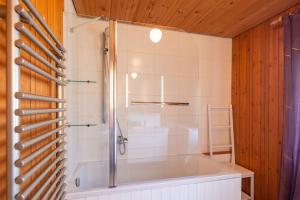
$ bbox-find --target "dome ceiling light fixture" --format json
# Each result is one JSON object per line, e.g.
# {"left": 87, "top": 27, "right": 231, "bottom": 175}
{"left": 149, "top": 28, "right": 162, "bottom": 43}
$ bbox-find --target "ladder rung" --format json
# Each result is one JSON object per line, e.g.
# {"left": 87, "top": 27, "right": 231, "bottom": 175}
{"left": 212, "top": 145, "right": 233, "bottom": 148}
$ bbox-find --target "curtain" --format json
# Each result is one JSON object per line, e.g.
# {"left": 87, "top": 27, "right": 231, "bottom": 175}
{"left": 280, "top": 11, "right": 300, "bottom": 200}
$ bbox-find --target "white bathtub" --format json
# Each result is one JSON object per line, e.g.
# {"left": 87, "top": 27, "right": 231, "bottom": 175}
{"left": 66, "top": 154, "right": 241, "bottom": 200}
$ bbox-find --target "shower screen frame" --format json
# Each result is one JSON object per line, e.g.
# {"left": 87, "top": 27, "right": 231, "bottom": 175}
{"left": 108, "top": 20, "right": 118, "bottom": 188}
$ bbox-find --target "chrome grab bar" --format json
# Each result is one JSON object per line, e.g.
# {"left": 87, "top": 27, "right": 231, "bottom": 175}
{"left": 15, "top": 57, "right": 65, "bottom": 85}
{"left": 131, "top": 101, "right": 190, "bottom": 106}
{"left": 15, "top": 158, "right": 66, "bottom": 200}
{"left": 15, "top": 117, "right": 65, "bottom": 133}
{"left": 15, "top": 5, "right": 65, "bottom": 59}
{"left": 21, "top": 0, "right": 66, "bottom": 52}
{"left": 15, "top": 92, "right": 65, "bottom": 103}
{"left": 15, "top": 22, "right": 65, "bottom": 67}
{"left": 15, "top": 126, "right": 66, "bottom": 150}
{"left": 15, "top": 40, "right": 66, "bottom": 74}
{"left": 15, "top": 108, "right": 66, "bottom": 116}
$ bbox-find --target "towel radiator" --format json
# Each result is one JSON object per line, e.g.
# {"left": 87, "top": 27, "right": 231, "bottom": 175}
{"left": 7, "top": 0, "right": 66, "bottom": 199}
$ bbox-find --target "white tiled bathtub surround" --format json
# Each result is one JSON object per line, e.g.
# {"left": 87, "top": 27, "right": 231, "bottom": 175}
{"left": 64, "top": 0, "right": 232, "bottom": 181}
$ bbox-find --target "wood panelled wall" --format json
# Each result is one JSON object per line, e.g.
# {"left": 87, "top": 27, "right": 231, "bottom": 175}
{"left": 0, "top": 1, "right": 64, "bottom": 199}
{"left": 232, "top": 3, "right": 300, "bottom": 200}
{"left": 0, "top": 0, "right": 6, "bottom": 199}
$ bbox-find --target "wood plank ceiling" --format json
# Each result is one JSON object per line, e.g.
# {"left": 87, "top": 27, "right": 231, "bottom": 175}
{"left": 72, "top": 0, "right": 300, "bottom": 37}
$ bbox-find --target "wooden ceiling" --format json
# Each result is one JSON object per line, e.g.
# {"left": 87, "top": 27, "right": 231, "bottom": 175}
{"left": 72, "top": 0, "right": 300, "bottom": 37}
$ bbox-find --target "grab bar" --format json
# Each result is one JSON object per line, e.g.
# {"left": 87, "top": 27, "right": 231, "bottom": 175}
{"left": 15, "top": 149, "right": 65, "bottom": 184}
{"left": 131, "top": 101, "right": 190, "bottom": 106}
{"left": 15, "top": 158, "right": 66, "bottom": 200}
{"left": 15, "top": 92, "right": 65, "bottom": 103}
{"left": 15, "top": 40, "right": 66, "bottom": 74}
{"left": 21, "top": 0, "right": 66, "bottom": 52}
{"left": 15, "top": 22, "right": 65, "bottom": 67}
{"left": 15, "top": 117, "right": 65, "bottom": 133}
{"left": 15, "top": 108, "right": 66, "bottom": 116}
{"left": 15, "top": 126, "right": 66, "bottom": 150}
{"left": 15, "top": 5, "right": 65, "bottom": 59}
{"left": 15, "top": 57, "right": 65, "bottom": 85}
{"left": 32, "top": 167, "right": 66, "bottom": 200}
{"left": 15, "top": 137, "right": 65, "bottom": 167}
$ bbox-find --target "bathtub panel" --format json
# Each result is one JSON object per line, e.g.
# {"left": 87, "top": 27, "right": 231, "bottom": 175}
{"left": 68, "top": 177, "right": 241, "bottom": 200}
{"left": 161, "top": 187, "right": 170, "bottom": 200}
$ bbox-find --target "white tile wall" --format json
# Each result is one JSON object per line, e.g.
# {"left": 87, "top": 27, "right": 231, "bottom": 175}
{"left": 65, "top": 0, "right": 232, "bottom": 177}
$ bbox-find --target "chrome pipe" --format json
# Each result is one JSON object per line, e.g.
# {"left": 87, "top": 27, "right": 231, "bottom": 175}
{"left": 15, "top": 23, "right": 65, "bottom": 68}
{"left": 49, "top": 182, "right": 66, "bottom": 200}
{"left": 15, "top": 39, "right": 66, "bottom": 74}
{"left": 15, "top": 108, "right": 66, "bottom": 116}
{"left": 15, "top": 92, "right": 65, "bottom": 103}
{"left": 55, "top": 183, "right": 66, "bottom": 200}
{"left": 15, "top": 137, "right": 65, "bottom": 167}
{"left": 21, "top": 0, "right": 66, "bottom": 52}
{"left": 15, "top": 158, "right": 66, "bottom": 200}
{"left": 60, "top": 192, "right": 66, "bottom": 200}
{"left": 57, "top": 48, "right": 65, "bottom": 196}
{"left": 7, "top": 0, "right": 20, "bottom": 198}
{"left": 15, "top": 57, "right": 64, "bottom": 85}
{"left": 32, "top": 168, "right": 66, "bottom": 200}
{"left": 15, "top": 149, "right": 65, "bottom": 184}
{"left": 15, "top": 5, "right": 65, "bottom": 59}
{"left": 15, "top": 126, "right": 66, "bottom": 150}
{"left": 15, "top": 117, "right": 65, "bottom": 133}
{"left": 43, "top": 173, "right": 65, "bottom": 200}
{"left": 108, "top": 20, "right": 117, "bottom": 187}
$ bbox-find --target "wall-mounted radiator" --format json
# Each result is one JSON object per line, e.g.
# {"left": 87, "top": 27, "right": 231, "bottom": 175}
{"left": 7, "top": 0, "right": 66, "bottom": 199}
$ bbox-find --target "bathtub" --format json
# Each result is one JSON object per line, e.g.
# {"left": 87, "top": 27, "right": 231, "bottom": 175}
{"left": 66, "top": 154, "right": 241, "bottom": 200}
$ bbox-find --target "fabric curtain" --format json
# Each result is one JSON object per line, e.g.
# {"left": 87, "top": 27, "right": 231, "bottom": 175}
{"left": 279, "top": 11, "right": 300, "bottom": 200}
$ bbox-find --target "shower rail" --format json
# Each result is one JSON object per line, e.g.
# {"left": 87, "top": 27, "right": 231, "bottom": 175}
{"left": 7, "top": 0, "right": 67, "bottom": 199}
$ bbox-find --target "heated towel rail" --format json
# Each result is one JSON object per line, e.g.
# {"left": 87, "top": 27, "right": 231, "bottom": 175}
{"left": 7, "top": 0, "right": 66, "bottom": 199}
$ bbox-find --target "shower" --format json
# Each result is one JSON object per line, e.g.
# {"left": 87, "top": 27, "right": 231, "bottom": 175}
{"left": 102, "top": 27, "right": 128, "bottom": 156}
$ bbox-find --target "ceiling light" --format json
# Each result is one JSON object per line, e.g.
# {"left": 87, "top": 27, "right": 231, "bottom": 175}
{"left": 131, "top": 72, "right": 138, "bottom": 79}
{"left": 149, "top": 28, "right": 162, "bottom": 43}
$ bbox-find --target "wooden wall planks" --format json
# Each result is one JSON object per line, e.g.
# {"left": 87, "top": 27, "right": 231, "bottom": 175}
{"left": 0, "top": 0, "right": 6, "bottom": 199}
{"left": 232, "top": 3, "right": 300, "bottom": 200}
{"left": 0, "top": 0, "right": 64, "bottom": 199}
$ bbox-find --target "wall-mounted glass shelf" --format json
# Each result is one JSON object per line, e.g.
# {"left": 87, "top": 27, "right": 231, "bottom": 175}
{"left": 67, "top": 124, "right": 97, "bottom": 127}
{"left": 66, "top": 79, "right": 96, "bottom": 84}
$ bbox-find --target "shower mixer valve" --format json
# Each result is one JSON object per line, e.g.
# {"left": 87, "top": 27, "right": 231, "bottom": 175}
{"left": 117, "top": 135, "right": 128, "bottom": 144}
{"left": 117, "top": 135, "right": 128, "bottom": 155}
